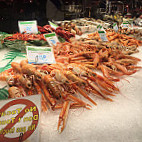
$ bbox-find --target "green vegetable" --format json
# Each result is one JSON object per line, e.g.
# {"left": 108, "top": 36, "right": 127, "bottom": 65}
{"left": 3, "top": 40, "right": 49, "bottom": 51}
{"left": 0, "top": 33, "right": 13, "bottom": 49}
{"left": 0, "top": 86, "right": 9, "bottom": 100}
{"left": 3, "top": 40, "right": 29, "bottom": 51}
{"left": 58, "top": 36, "right": 66, "bottom": 43}
{"left": 28, "top": 40, "right": 48, "bottom": 46}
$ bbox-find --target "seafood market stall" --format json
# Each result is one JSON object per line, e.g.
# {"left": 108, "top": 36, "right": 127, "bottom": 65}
{"left": 0, "top": 45, "right": 142, "bottom": 142}
{"left": 0, "top": 18, "right": 142, "bottom": 142}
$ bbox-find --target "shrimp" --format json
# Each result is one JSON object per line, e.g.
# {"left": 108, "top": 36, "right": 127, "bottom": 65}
{"left": 22, "top": 64, "right": 42, "bottom": 80}
{"left": 8, "top": 86, "right": 22, "bottom": 98}
{"left": 63, "top": 70, "right": 87, "bottom": 86}
{"left": 11, "top": 62, "right": 21, "bottom": 73}
{"left": 50, "top": 69, "right": 69, "bottom": 84}
{"left": 42, "top": 75, "right": 61, "bottom": 99}
{"left": 16, "top": 74, "right": 32, "bottom": 89}
{"left": 67, "top": 63, "right": 88, "bottom": 76}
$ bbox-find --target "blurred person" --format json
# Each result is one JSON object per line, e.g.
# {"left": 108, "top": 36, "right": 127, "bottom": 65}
{"left": 90, "top": 1, "right": 103, "bottom": 19}
{"left": 46, "top": 0, "right": 64, "bottom": 21}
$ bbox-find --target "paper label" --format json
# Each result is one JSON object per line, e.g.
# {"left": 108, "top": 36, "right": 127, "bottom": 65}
{"left": 26, "top": 46, "right": 56, "bottom": 64}
{"left": 121, "top": 22, "right": 129, "bottom": 28}
{"left": 18, "top": 20, "right": 38, "bottom": 34}
{"left": 44, "top": 33, "right": 59, "bottom": 46}
{"left": 113, "top": 23, "right": 118, "bottom": 32}
{"left": 97, "top": 25, "right": 103, "bottom": 31}
{"left": 49, "top": 21, "right": 58, "bottom": 29}
{"left": 0, "top": 95, "right": 41, "bottom": 142}
{"left": 98, "top": 31, "right": 108, "bottom": 41}
{"left": 129, "top": 20, "right": 133, "bottom": 28}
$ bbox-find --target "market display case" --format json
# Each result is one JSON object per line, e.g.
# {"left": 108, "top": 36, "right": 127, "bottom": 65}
{"left": 0, "top": 0, "right": 142, "bottom": 142}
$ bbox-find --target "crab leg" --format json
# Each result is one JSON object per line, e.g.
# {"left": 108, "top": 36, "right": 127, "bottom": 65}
{"left": 67, "top": 94, "right": 92, "bottom": 109}
{"left": 99, "top": 64, "right": 120, "bottom": 82}
{"left": 55, "top": 102, "right": 87, "bottom": 109}
{"left": 39, "top": 81, "right": 56, "bottom": 108}
{"left": 114, "top": 63, "right": 137, "bottom": 75}
{"left": 72, "top": 84, "right": 97, "bottom": 106}
{"left": 33, "top": 80, "right": 48, "bottom": 111}
{"left": 87, "top": 80, "right": 113, "bottom": 102}
{"left": 58, "top": 100, "right": 70, "bottom": 133}
{"left": 89, "top": 76, "right": 119, "bottom": 93}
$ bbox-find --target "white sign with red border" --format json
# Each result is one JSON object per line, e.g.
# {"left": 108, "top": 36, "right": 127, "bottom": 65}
{"left": 0, "top": 95, "right": 41, "bottom": 142}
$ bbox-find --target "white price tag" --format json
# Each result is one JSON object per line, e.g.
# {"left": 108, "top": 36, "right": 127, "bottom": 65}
{"left": 121, "top": 22, "right": 129, "bottom": 29}
{"left": 0, "top": 95, "right": 41, "bottom": 142}
{"left": 113, "top": 23, "right": 118, "bottom": 32}
{"left": 129, "top": 20, "right": 133, "bottom": 28}
{"left": 18, "top": 20, "right": 38, "bottom": 34}
{"left": 98, "top": 31, "right": 108, "bottom": 42}
{"left": 49, "top": 21, "right": 58, "bottom": 29}
{"left": 97, "top": 25, "right": 103, "bottom": 31}
{"left": 44, "top": 33, "right": 59, "bottom": 46}
{"left": 26, "top": 46, "right": 56, "bottom": 64}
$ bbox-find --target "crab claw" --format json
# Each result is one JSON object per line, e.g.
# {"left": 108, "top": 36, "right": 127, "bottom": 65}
{"left": 57, "top": 100, "right": 70, "bottom": 133}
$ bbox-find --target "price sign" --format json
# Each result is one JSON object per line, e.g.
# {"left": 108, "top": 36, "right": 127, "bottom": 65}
{"left": 121, "top": 22, "right": 129, "bottom": 29}
{"left": 97, "top": 25, "right": 103, "bottom": 31}
{"left": 113, "top": 23, "right": 118, "bottom": 32}
{"left": 0, "top": 95, "right": 41, "bottom": 142}
{"left": 49, "top": 21, "right": 58, "bottom": 29}
{"left": 26, "top": 46, "right": 56, "bottom": 64}
{"left": 18, "top": 21, "right": 38, "bottom": 34}
{"left": 98, "top": 31, "right": 108, "bottom": 42}
{"left": 44, "top": 33, "right": 59, "bottom": 46}
{"left": 129, "top": 20, "right": 133, "bottom": 28}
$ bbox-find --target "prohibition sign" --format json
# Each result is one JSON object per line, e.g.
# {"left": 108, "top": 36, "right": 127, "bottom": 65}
{"left": 0, "top": 98, "right": 39, "bottom": 142}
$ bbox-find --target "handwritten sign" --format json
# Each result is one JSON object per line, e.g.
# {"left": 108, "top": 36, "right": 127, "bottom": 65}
{"left": 18, "top": 21, "right": 38, "bottom": 34}
{"left": 26, "top": 46, "right": 56, "bottom": 64}
{"left": 0, "top": 95, "right": 41, "bottom": 142}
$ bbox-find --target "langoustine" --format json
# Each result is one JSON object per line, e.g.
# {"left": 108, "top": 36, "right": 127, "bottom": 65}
{"left": 0, "top": 36, "right": 142, "bottom": 133}
{"left": 0, "top": 58, "right": 122, "bottom": 133}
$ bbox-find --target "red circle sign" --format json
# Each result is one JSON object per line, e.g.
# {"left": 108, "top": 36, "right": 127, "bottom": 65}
{"left": 0, "top": 99, "right": 39, "bottom": 142}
